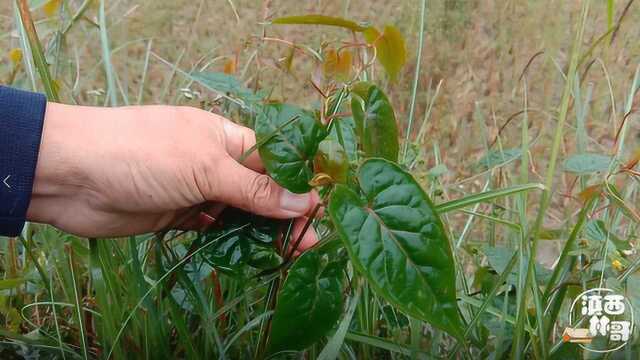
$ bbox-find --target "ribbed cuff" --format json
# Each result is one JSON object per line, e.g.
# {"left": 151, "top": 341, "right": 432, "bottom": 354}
{"left": 0, "top": 86, "right": 47, "bottom": 237}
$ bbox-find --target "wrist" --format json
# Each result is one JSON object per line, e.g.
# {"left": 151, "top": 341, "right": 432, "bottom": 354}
{"left": 26, "top": 103, "right": 91, "bottom": 225}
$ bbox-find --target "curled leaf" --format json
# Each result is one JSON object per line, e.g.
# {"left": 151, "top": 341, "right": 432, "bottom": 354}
{"left": 272, "top": 14, "right": 367, "bottom": 32}
{"left": 314, "top": 139, "right": 349, "bottom": 184}
{"left": 309, "top": 173, "right": 335, "bottom": 187}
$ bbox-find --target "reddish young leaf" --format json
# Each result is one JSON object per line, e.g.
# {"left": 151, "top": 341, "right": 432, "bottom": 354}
{"left": 364, "top": 25, "right": 407, "bottom": 81}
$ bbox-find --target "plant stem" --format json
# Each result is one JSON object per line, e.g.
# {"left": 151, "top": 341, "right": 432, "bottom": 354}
{"left": 513, "top": 1, "right": 590, "bottom": 358}
{"left": 16, "top": 0, "right": 59, "bottom": 101}
{"left": 402, "top": 0, "right": 427, "bottom": 161}
{"left": 99, "top": 0, "right": 118, "bottom": 106}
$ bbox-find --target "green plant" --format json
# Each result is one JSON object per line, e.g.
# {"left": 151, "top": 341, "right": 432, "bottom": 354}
{"left": 180, "top": 14, "right": 547, "bottom": 358}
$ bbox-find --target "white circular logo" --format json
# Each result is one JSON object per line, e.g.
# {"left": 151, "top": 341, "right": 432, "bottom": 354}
{"left": 564, "top": 288, "right": 634, "bottom": 353}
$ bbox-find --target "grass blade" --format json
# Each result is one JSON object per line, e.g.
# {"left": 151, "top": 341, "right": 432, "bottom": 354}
{"left": 99, "top": 0, "right": 118, "bottom": 106}
{"left": 68, "top": 250, "right": 89, "bottom": 360}
{"left": 436, "top": 183, "right": 544, "bottom": 214}
{"left": 318, "top": 284, "right": 361, "bottom": 360}
{"left": 16, "top": 0, "right": 59, "bottom": 101}
{"left": 344, "top": 332, "right": 418, "bottom": 356}
{"left": 402, "top": 0, "right": 427, "bottom": 161}
{"left": 105, "top": 226, "right": 247, "bottom": 359}
{"left": 513, "top": 1, "right": 591, "bottom": 357}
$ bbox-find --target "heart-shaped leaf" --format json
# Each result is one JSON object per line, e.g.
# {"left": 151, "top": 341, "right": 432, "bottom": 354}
{"left": 351, "top": 82, "right": 399, "bottom": 162}
{"left": 328, "top": 158, "right": 463, "bottom": 338}
{"left": 363, "top": 25, "right": 407, "bottom": 80}
{"left": 256, "top": 104, "right": 327, "bottom": 193}
{"left": 267, "top": 250, "right": 344, "bottom": 354}
{"left": 272, "top": 14, "right": 367, "bottom": 32}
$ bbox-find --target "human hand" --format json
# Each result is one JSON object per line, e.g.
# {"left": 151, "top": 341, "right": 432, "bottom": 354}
{"left": 27, "top": 103, "right": 319, "bottom": 250}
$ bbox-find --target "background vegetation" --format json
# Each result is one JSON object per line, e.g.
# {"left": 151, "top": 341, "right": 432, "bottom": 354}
{"left": 1, "top": 0, "right": 640, "bottom": 358}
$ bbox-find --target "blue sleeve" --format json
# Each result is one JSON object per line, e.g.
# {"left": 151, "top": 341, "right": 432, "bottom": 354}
{"left": 0, "top": 86, "right": 47, "bottom": 237}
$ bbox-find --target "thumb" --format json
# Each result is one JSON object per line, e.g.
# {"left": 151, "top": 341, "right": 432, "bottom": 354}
{"left": 208, "top": 156, "right": 318, "bottom": 219}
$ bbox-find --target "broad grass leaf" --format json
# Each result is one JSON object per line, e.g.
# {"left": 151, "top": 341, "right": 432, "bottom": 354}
{"left": 351, "top": 82, "right": 399, "bottom": 161}
{"left": 363, "top": 25, "right": 407, "bottom": 81}
{"left": 256, "top": 104, "right": 327, "bottom": 193}
{"left": 0, "top": 278, "right": 25, "bottom": 290}
{"left": 267, "top": 250, "right": 344, "bottom": 354}
{"left": 272, "top": 14, "right": 367, "bottom": 32}
{"left": 328, "top": 158, "right": 463, "bottom": 338}
{"left": 563, "top": 153, "right": 611, "bottom": 175}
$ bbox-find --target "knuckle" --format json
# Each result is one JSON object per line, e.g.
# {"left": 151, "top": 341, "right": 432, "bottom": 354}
{"left": 246, "top": 174, "right": 273, "bottom": 205}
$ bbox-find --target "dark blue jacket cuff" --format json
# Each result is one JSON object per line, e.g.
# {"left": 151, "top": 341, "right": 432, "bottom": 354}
{"left": 0, "top": 86, "right": 47, "bottom": 237}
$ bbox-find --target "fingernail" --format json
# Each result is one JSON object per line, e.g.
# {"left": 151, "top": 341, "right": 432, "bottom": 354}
{"left": 280, "top": 190, "right": 311, "bottom": 214}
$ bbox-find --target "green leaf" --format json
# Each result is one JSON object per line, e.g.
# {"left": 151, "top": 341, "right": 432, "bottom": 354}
{"left": 271, "top": 14, "right": 367, "bottom": 32}
{"left": 351, "top": 82, "right": 399, "bottom": 161}
{"left": 563, "top": 153, "right": 611, "bottom": 175}
{"left": 202, "top": 235, "right": 252, "bottom": 275}
{"left": 256, "top": 104, "right": 328, "bottom": 193}
{"left": 328, "top": 116, "right": 358, "bottom": 162}
{"left": 203, "top": 208, "right": 281, "bottom": 275}
{"left": 268, "top": 250, "right": 344, "bottom": 354}
{"left": 328, "top": 158, "right": 463, "bottom": 338}
{"left": 0, "top": 278, "right": 25, "bottom": 290}
{"left": 585, "top": 219, "right": 632, "bottom": 251}
{"left": 363, "top": 25, "right": 407, "bottom": 80}
{"left": 480, "top": 246, "right": 551, "bottom": 286}
{"left": 344, "top": 331, "right": 419, "bottom": 356}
